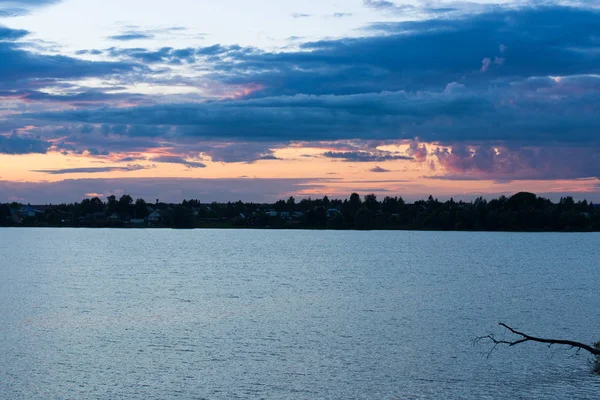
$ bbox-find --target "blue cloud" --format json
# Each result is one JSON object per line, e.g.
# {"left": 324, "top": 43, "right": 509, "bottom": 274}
{"left": 323, "top": 151, "right": 412, "bottom": 162}
{"left": 32, "top": 164, "right": 152, "bottom": 175}
{"left": 362, "top": 0, "right": 411, "bottom": 11}
{"left": 0, "top": 134, "right": 50, "bottom": 154}
{"left": 0, "top": 42, "right": 146, "bottom": 90}
{"left": 150, "top": 156, "right": 206, "bottom": 168}
{"left": 0, "top": 26, "right": 29, "bottom": 40}
{"left": 0, "top": 0, "right": 61, "bottom": 17}
{"left": 194, "top": 6, "right": 600, "bottom": 96}
{"left": 4, "top": 5, "right": 600, "bottom": 183}
{"left": 108, "top": 33, "right": 155, "bottom": 41}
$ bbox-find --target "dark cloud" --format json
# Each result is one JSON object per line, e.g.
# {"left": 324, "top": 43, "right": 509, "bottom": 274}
{"left": 3, "top": 5, "right": 600, "bottom": 186}
{"left": 200, "top": 143, "right": 278, "bottom": 163}
{"left": 150, "top": 155, "right": 206, "bottom": 168}
{"left": 23, "top": 90, "right": 494, "bottom": 142}
{"left": 323, "top": 151, "right": 412, "bottom": 162}
{"left": 432, "top": 145, "right": 600, "bottom": 180}
{"left": 32, "top": 164, "right": 151, "bottom": 175}
{"left": 0, "top": 42, "right": 146, "bottom": 91}
{"left": 370, "top": 166, "right": 390, "bottom": 173}
{"left": 0, "top": 134, "right": 50, "bottom": 154}
{"left": 0, "top": 26, "right": 29, "bottom": 40}
{"left": 198, "top": 6, "right": 600, "bottom": 96}
{"left": 75, "top": 49, "right": 103, "bottom": 55}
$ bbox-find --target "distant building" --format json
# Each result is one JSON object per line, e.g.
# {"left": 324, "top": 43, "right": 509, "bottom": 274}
{"left": 265, "top": 210, "right": 278, "bottom": 217}
{"left": 81, "top": 212, "right": 105, "bottom": 221}
{"left": 129, "top": 218, "right": 145, "bottom": 224}
{"left": 108, "top": 213, "right": 120, "bottom": 221}
{"left": 148, "top": 211, "right": 162, "bottom": 222}
{"left": 326, "top": 208, "right": 341, "bottom": 217}
{"left": 18, "top": 205, "right": 42, "bottom": 218}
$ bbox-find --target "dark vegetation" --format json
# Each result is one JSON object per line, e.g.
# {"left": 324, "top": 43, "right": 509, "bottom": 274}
{"left": 1, "top": 191, "right": 599, "bottom": 231}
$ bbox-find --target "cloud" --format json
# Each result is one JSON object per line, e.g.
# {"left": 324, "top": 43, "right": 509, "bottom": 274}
{"left": 0, "top": 42, "right": 146, "bottom": 91}
{"left": 407, "top": 140, "right": 428, "bottom": 162}
{"left": 323, "top": 151, "right": 412, "bottom": 162}
{"left": 3, "top": 5, "right": 600, "bottom": 186}
{"left": 32, "top": 164, "right": 152, "bottom": 175}
{"left": 22, "top": 90, "right": 493, "bottom": 141}
{"left": 150, "top": 155, "right": 206, "bottom": 168}
{"left": 194, "top": 6, "right": 600, "bottom": 97}
{"left": 200, "top": 142, "right": 279, "bottom": 163}
{"left": 0, "top": 0, "right": 60, "bottom": 4}
{"left": 0, "top": 25, "right": 29, "bottom": 40}
{"left": 0, "top": 0, "right": 61, "bottom": 17}
{"left": 291, "top": 13, "right": 311, "bottom": 18}
{"left": 370, "top": 166, "right": 390, "bottom": 173}
{"left": 0, "top": 134, "right": 50, "bottom": 154}
{"left": 362, "top": 0, "right": 407, "bottom": 11}
{"left": 432, "top": 145, "right": 600, "bottom": 180}
{"left": 0, "top": 177, "right": 328, "bottom": 203}
{"left": 332, "top": 12, "right": 352, "bottom": 18}
{"left": 106, "top": 26, "right": 188, "bottom": 43}
{"left": 108, "top": 33, "right": 155, "bottom": 41}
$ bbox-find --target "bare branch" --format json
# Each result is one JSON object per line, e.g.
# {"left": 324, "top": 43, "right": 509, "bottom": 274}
{"left": 475, "top": 322, "right": 600, "bottom": 357}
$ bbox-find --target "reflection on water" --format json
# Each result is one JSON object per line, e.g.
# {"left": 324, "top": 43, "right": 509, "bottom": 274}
{"left": 1, "top": 229, "right": 599, "bottom": 399}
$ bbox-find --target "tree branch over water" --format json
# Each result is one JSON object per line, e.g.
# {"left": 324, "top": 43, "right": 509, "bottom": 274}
{"left": 475, "top": 323, "right": 600, "bottom": 372}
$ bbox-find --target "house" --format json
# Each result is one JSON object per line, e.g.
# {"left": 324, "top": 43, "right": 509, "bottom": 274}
{"left": 148, "top": 210, "right": 162, "bottom": 222}
{"left": 326, "top": 208, "right": 341, "bottom": 218}
{"left": 81, "top": 212, "right": 105, "bottom": 221}
{"left": 108, "top": 213, "right": 120, "bottom": 221}
{"left": 292, "top": 211, "right": 304, "bottom": 219}
{"left": 18, "top": 205, "right": 42, "bottom": 218}
{"left": 280, "top": 212, "right": 291, "bottom": 220}
{"left": 129, "top": 218, "right": 145, "bottom": 225}
{"left": 265, "top": 210, "right": 278, "bottom": 217}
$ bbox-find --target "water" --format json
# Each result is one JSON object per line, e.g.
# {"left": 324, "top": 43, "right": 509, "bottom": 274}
{"left": 1, "top": 229, "right": 599, "bottom": 399}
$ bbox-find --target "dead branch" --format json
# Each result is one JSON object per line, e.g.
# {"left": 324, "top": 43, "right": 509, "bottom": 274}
{"left": 475, "top": 322, "right": 600, "bottom": 357}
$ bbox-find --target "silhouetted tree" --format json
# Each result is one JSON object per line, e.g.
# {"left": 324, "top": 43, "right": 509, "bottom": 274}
{"left": 107, "top": 195, "right": 118, "bottom": 214}
{"left": 118, "top": 194, "right": 133, "bottom": 215}
{"left": 134, "top": 199, "right": 149, "bottom": 219}
{"left": 354, "top": 207, "right": 371, "bottom": 230}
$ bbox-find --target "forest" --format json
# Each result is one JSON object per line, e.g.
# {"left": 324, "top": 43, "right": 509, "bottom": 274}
{"left": 1, "top": 191, "right": 599, "bottom": 231}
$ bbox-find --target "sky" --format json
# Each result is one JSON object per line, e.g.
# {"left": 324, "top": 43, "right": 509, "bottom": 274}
{"left": 0, "top": 0, "right": 599, "bottom": 203}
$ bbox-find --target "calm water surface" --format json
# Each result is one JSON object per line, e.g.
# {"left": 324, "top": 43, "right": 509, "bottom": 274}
{"left": 1, "top": 229, "right": 599, "bottom": 399}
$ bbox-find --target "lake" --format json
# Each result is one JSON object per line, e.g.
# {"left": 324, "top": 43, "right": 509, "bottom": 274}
{"left": 1, "top": 228, "right": 599, "bottom": 399}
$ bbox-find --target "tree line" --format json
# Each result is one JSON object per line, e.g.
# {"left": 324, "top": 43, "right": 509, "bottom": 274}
{"left": 1, "top": 191, "right": 599, "bottom": 231}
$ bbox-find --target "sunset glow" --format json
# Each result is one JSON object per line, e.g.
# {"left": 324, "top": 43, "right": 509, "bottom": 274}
{"left": 1, "top": 1, "right": 599, "bottom": 203}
